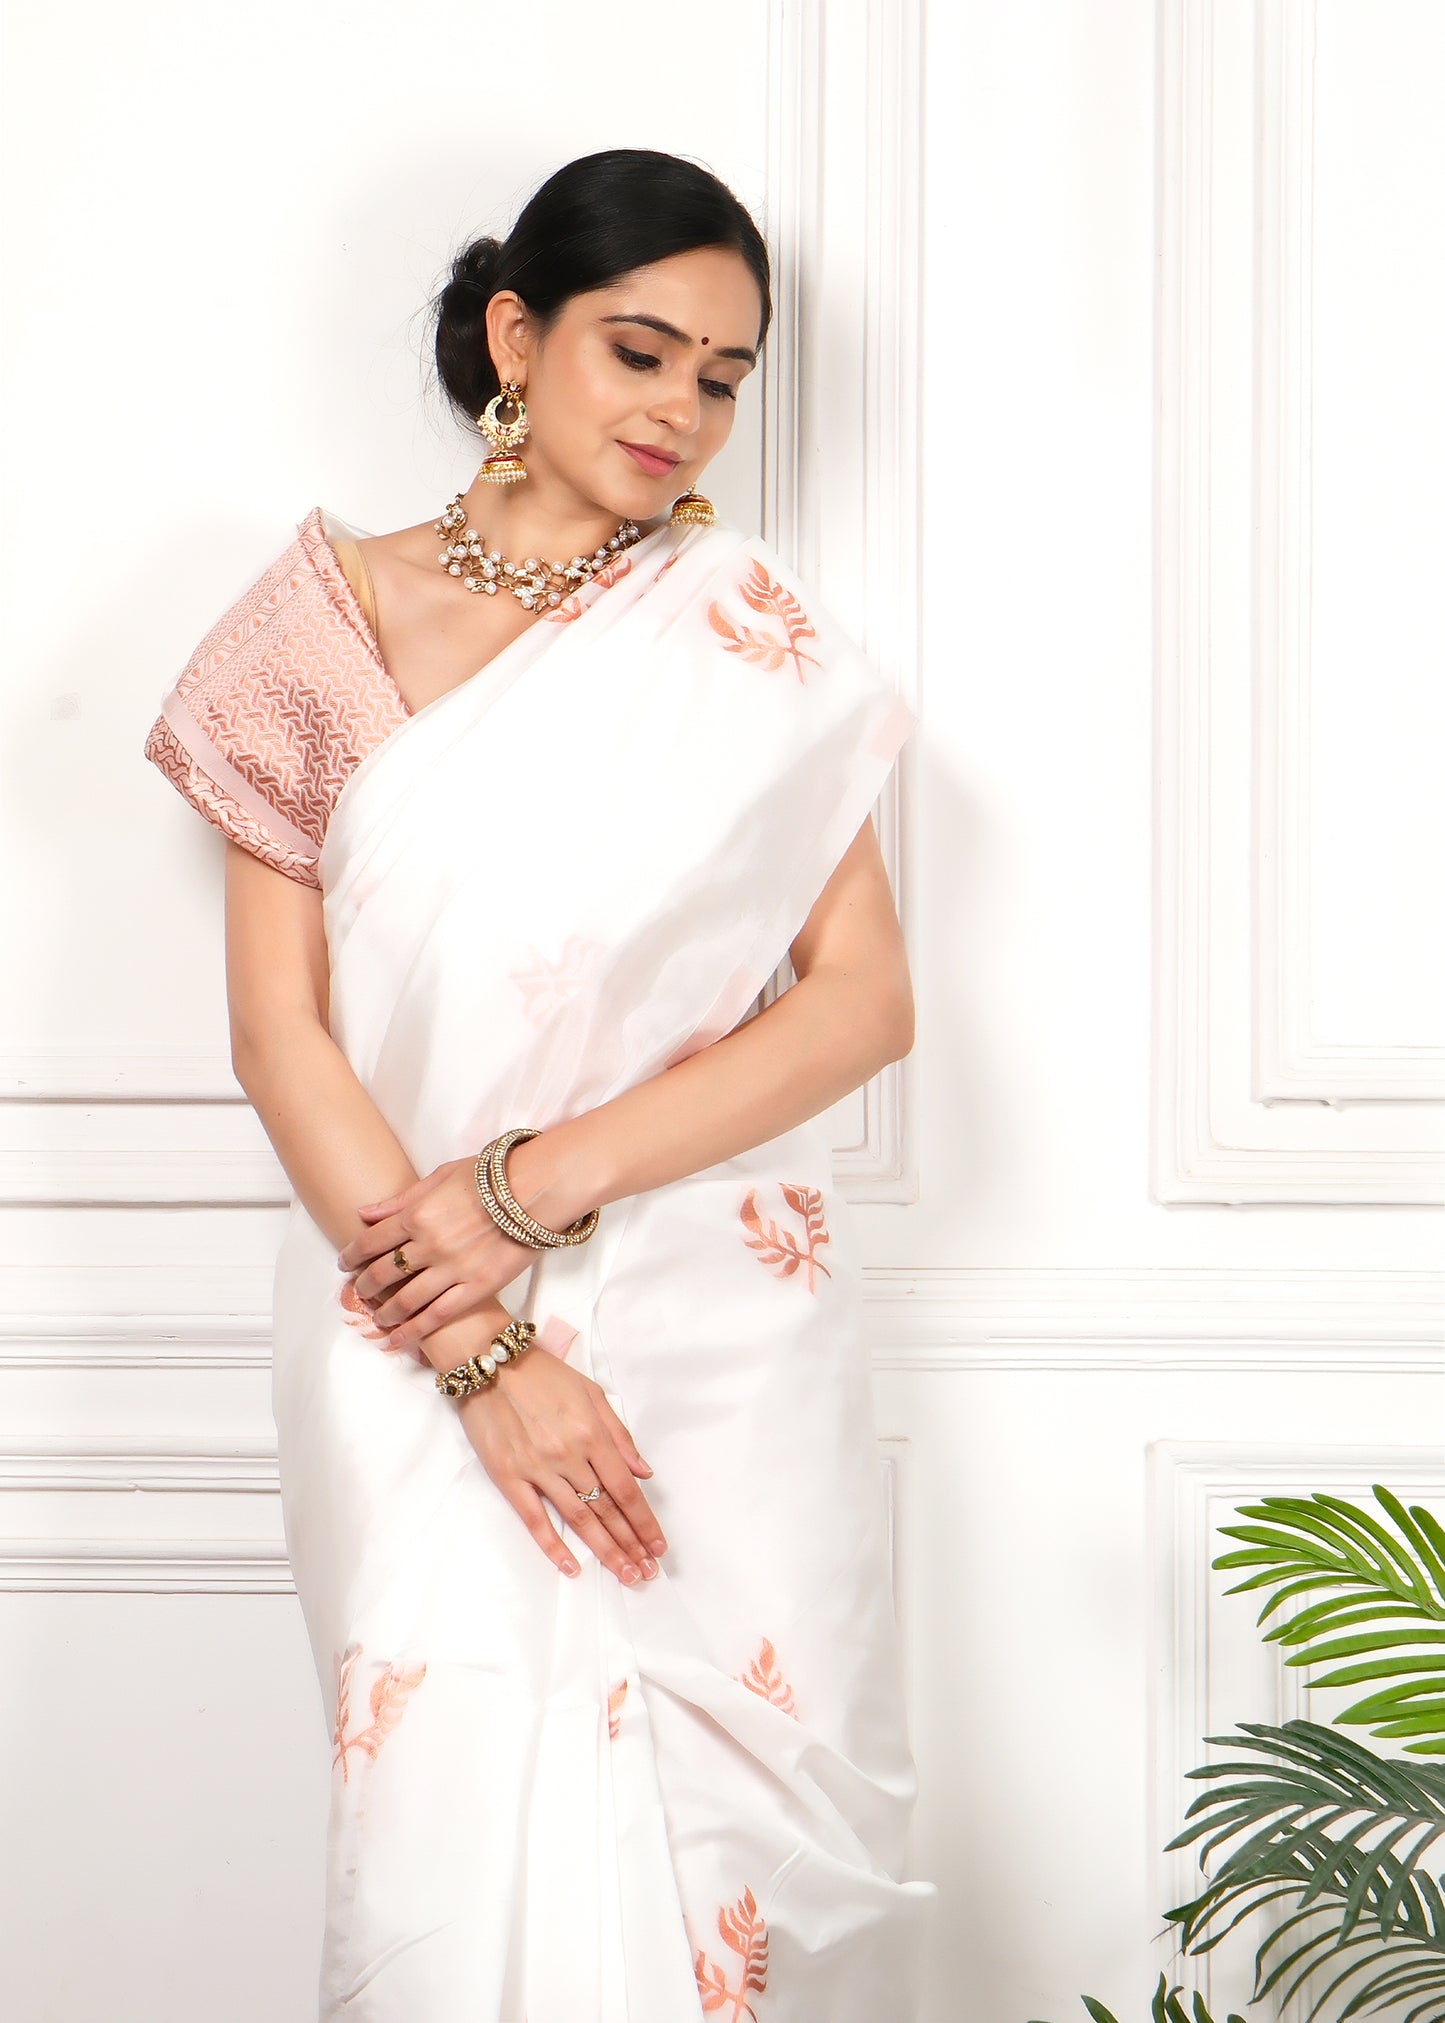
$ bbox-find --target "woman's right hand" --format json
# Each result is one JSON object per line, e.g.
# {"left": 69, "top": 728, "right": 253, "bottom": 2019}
{"left": 453, "top": 1326, "right": 668, "bottom": 1588}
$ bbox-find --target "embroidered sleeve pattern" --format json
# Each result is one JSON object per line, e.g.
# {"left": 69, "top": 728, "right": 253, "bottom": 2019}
{"left": 143, "top": 713, "right": 323, "bottom": 888}
{"left": 141, "top": 506, "right": 407, "bottom": 881}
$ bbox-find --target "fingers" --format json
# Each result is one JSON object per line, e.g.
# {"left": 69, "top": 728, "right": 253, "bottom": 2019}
{"left": 364, "top": 1266, "right": 483, "bottom": 1338}
{"left": 558, "top": 1456, "right": 663, "bottom": 1577}
{"left": 337, "top": 1214, "right": 410, "bottom": 1276}
{"left": 589, "top": 1448, "right": 667, "bottom": 1558}
{"left": 451, "top": 1333, "right": 668, "bottom": 1589}
{"left": 353, "top": 1161, "right": 456, "bottom": 1227}
{"left": 593, "top": 1395, "right": 654, "bottom": 1478}
{"left": 501, "top": 1479, "right": 581, "bottom": 1580}
{"left": 353, "top": 1184, "right": 417, "bottom": 1218}
{"left": 554, "top": 1468, "right": 662, "bottom": 1585}
{"left": 355, "top": 1265, "right": 438, "bottom": 1328}
{"left": 383, "top": 1283, "right": 484, "bottom": 1351}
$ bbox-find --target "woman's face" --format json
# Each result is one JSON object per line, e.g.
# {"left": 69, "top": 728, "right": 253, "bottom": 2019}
{"left": 487, "top": 244, "right": 764, "bottom": 523}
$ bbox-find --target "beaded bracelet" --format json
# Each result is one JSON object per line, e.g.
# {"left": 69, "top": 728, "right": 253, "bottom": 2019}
{"left": 435, "top": 1316, "right": 538, "bottom": 1400}
{"left": 474, "top": 1126, "right": 599, "bottom": 1249}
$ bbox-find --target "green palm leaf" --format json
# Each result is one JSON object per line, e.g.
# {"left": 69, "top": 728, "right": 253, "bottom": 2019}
{"left": 1214, "top": 1489, "right": 1445, "bottom": 1753}
{"left": 1027, "top": 1974, "right": 1247, "bottom": 2023}
{"left": 1162, "top": 1720, "right": 1445, "bottom": 2018}
{"left": 1256, "top": 1914, "right": 1445, "bottom": 2023}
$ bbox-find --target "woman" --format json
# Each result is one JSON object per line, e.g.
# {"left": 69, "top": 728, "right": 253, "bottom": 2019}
{"left": 144, "top": 148, "right": 935, "bottom": 2021}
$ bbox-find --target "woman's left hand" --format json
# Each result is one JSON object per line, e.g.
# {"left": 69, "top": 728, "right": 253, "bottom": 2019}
{"left": 336, "top": 1136, "right": 591, "bottom": 1351}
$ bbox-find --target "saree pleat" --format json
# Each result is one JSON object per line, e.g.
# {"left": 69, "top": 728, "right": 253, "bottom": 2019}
{"left": 269, "top": 515, "right": 937, "bottom": 2018}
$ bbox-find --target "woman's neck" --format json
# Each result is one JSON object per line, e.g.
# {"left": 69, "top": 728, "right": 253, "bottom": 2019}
{"left": 453, "top": 468, "right": 655, "bottom": 567}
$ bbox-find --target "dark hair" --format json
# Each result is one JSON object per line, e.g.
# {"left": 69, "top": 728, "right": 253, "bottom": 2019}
{"left": 429, "top": 149, "right": 771, "bottom": 434}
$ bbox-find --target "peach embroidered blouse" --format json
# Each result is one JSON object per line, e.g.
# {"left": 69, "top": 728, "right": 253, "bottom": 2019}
{"left": 142, "top": 507, "right": 405, "bottom": 889}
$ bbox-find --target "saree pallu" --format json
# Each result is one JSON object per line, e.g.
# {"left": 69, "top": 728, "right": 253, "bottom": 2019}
{"left": 268, "top": 515, "right": 937, "bottom": 2019}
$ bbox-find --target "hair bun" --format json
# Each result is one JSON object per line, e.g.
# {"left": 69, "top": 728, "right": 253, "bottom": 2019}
{"left": 433, "top": 235, "right": 506, "bottom": 423}
{"left": 453, "top": 234, "right": 503, "bottom": 295}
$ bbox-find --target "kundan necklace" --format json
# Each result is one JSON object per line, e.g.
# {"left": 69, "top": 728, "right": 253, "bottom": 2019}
{"left": 434, "top": 493, "right": 642, "bottom": 613}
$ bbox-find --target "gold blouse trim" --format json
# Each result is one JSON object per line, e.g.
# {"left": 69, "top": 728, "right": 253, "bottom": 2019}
{"left": 330, "top": 535, "right": 379, "bottom": 638}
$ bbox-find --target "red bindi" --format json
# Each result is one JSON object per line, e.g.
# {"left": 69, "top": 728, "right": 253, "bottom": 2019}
{"left": 700, "top": 335, "right": 709, "bottom": 345}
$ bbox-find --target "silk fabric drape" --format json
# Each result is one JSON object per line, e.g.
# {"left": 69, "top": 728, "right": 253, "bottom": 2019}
{"left": 269, "top": 515, "right": 937, "bottom": 2019}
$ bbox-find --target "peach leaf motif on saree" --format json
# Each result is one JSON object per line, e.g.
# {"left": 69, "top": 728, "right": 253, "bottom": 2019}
{"left": 707, "top": 559, "right": 821, "bottom": 683}
{"left": 331, "top": 1644, "right": 428, "bottom": 1783}
{"left": 606, "top": 1676, "right": 629, "bottom": 1741}
{"left": 737, "top": 1637, "right": 799, "bottom": 1718}
{"left": 692, "top": 1884, "right": 770, "bottom": 2020}
{"left": 739, "top": 1182, "right": 833, "bottom": 1291}
{"left": 338, "top": 1277, "right": 388, "bottom": 1339}
{"left": 509, "top": 932, "right": 610, "bottom": 1025}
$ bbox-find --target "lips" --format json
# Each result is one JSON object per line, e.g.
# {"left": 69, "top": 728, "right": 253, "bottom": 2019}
{"left": 619, "top": 441, "right": 679, "bottom": 477}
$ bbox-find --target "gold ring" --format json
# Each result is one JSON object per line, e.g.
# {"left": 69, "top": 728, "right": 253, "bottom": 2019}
{"left": 393, "top": 1247, "right": 412, "bottom": 1275}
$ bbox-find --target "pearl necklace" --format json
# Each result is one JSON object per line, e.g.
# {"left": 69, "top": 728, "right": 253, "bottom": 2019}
{"left": 434, "top": 493, "right": 642, "bottom": 613}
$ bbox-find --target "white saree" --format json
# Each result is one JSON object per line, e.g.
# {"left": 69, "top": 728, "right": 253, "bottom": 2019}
{"left": 263, "top": 513, "right": 936, "bottom": 2019}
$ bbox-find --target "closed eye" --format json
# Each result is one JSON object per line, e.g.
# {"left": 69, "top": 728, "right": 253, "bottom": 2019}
{"left": 612, "top": 343, "right": 737, "bottom": 402}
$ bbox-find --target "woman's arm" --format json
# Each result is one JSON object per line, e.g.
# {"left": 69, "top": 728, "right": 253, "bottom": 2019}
{"left": 539, "top": 807, "right": 913, "bottom": 1207}
{"left": 222, "top": 838, "right": 514, "bottom": 1380}
{"left": 224, "top": 839, "right": 667, "bottom": 1586}
{"left": 349, "top": 810, "right": 913, "bottom": 1345}
{"left": 225, "top": 839, "right": 411, "bottom": 1255}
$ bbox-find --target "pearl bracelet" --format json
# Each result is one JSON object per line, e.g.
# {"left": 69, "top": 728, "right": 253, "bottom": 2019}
{"left": 435, "top": 1317, "right": 537, "bottom": 1400}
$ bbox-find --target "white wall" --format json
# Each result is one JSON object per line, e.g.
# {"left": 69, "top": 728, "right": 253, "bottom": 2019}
{"left": 1, "top": 2, "right": 1440, "bottom": 2019}
{"left": 902, "top": 0, "right": 1444, "bottom": 2016}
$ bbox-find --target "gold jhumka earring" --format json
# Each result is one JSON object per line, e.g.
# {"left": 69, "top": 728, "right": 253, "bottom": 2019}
{"left": 476, "top": 380, "right": 530, "bottom": 484}
{"left": 669, "top": 484, "right": 716, "bottom": 526}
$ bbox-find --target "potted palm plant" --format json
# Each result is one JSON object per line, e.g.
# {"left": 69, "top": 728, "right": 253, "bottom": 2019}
{"left": 1035, "top": 1486, "right": 1445, "bottom": 2022}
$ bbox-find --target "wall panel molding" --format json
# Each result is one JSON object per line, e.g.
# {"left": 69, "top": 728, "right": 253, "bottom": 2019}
{"left": 0, "top": 1148, "right": 284, "bottom": 1206}
{"left": 1253, "top": 1, "right": 1445, "bottom": 1104}
{"left": 0, "top": 1436, "right": 289, "bottom": 1593}
{"left": 3, "top": 1264, "right": 1436, "bottom": 1373}
{"left": 0, "top": 1052, "right": 243, "bottom": 1102}
{"left": 762, "top": 0, "right": 923, "bottom": 1201}
{"left": 1152, "top": 0, "right": 1445, "bottom": 1201}
{"left": 867, "top": 1266, "right": 1443, "bottom": 1371}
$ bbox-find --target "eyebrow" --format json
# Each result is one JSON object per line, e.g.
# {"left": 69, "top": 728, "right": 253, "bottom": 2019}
{"left": 600, "top": 313, "right": 756, "bottom": 366}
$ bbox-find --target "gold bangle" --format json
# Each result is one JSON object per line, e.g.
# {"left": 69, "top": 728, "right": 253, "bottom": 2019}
{"left": 474, "top": 1127, "right": 599, "bottom": 1248}
{"left": 434, "top": 1317, "right": 536, "bottom": 1400}
{"left": 489, "top": 1128, "right": 600, "bottom": 1246}
{"left": 473, "top": 1145, "right": 532, "bottom": 1246}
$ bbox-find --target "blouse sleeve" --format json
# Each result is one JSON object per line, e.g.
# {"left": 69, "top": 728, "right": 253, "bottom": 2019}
{"left": 141, "top": 514, "right": 377, "bottom": 889}
{"left": 142, "top": 712, "right": 323, "bottom": 887}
